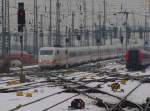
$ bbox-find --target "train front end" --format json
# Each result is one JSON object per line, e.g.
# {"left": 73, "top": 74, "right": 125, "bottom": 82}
{"left": 38, "top": 47, "right": 56, "bottom": 68}
{"left": 125, "top": 49, "right": 143, "bottom": 71}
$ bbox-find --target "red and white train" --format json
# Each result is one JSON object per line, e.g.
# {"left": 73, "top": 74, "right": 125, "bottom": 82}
{"left": 125, "top": 47, "right": 150, "bottom": 71}
{"left": 5, "top": 51, "right": 36, "bottom": 67}
{"left": 38, "top": 45, "right": 127, "bottom": 69}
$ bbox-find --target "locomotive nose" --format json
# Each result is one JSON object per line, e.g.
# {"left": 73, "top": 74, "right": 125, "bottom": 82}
{"left": 125, "top": 49, "right": 144, "bottom": 71}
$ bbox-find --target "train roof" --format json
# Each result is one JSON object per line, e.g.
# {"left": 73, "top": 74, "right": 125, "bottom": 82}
{"left": 40, "top": 43, "right": 142, "bottom": 51}
{"left": 39, "top": 45, "right": 122, "bottom": 50}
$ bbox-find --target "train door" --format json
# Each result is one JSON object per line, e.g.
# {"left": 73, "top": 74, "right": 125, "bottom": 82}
{"left": 55, "top": 49, "right": 60, "bottom": 65}
{"left": 127, "top": 50, "right": 139, "bottom": 70}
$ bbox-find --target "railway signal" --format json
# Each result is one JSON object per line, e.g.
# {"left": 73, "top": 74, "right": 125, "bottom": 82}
{"left": 18, "top": 2, "right": 26, "bottom": 83}
{"left": 18, "top": 3, "right": 26, "bottom": 32}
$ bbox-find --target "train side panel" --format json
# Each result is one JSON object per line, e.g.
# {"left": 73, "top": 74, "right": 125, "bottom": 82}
{"left": 39, "top": 44, "right": 140, "bottom": 69}
{"left": 125, "top": 48, "right": 150, "bottom": 71}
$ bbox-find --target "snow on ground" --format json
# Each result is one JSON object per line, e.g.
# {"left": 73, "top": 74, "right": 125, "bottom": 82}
{"left": 16, "top": 93, "right": 75, "bottom": 111}
{"left": 0, "top": 87, "right": 64, "bottom": 111}
{"left": 0, "top": 77, "right": 46, "bottom": 89}
{"left": 10, "top": 65, "right": 39, "bottom": 71}
{"left": 89, "top": 93, "right": 120, "bottom": 104}
{"left": 85, "top": 82, "right": 102, "bottom": 87}
{"left": 50, "top": 95, "right": 104, "bottom": 111}
{"left": 0, "top": 63, "right": 150, "bottom": 111}
{"left": 117, "top": 66, "right": 150, "bottom": 76}
{"left": 128, "top": 83, "right": 150, "bottom": 104}
{"left": 0, "top": 77, "right": 15, "bottom": 81}
{"left": 64, "top": 72, "right": 94, "bottom": 80}
{"left": 64, "top": 72, "right": 105, "bottom": 82}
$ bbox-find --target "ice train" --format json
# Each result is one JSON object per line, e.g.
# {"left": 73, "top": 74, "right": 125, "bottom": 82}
{"left": 38, "top": 45, "right": 139, "bottom": 69}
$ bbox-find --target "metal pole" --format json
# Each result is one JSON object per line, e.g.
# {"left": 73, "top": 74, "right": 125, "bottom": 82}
{"left": 71, "top": 12, "right": 75, "bottom": 47}
{"left": 48, "top": 0, "right": 52, "bottom": 46}
{"left": 6, "top": 0, "right": 10, "bottom": 55}
{"left": 20, "top": 32, "right": 25, "bottom": 83}
{"left": 125, "top": 12, "right": 129, "bottom": 51}
{"left": 132, "top": 12, "right": 136, "bottom": 42}
{"left": 2, "top": 0, "right": 5, "bottom": 58}
{"left": 34, "top": 0, "right": 38, "bottom": 61}
{"left": 68, "top": 28, "right": 71, "bottom": 46}
{"left": 92, "top": 0, "right": 94, "bottom": 46}
{"left": 83, "top": 0, "right": 87, "bottom": 46}
{"left": 144, "top": 15, "right": 149, "bottom": 47}
{"left": 2, "top": 0, "right": 10, "bottom": 58}
{"left": 119, "top": 27, "right": 124, "bottom": 59}
{"left": 24, "top": 26, "right": 27, "bottom": 51}
{"left": 98, "top": 14, "right": 101, "bottom": 45}
{"left": 56, "top": 0, "right": 61, "bottom": 46}
{"left": 103, "top": 0, "right": 106, "bottom": 45}
{"left": 65, "top": 26, "right": 69, "bottom": 68}
{"left": 40, "top": 14, "right": 43, "bottom": 48}
{"left": 65, "top": 26, "right": 68, "bottom": 47}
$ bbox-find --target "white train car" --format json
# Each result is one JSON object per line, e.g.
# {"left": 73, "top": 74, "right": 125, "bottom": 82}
{"left": 38, "top": 45, "right": 123, "bottom": 69}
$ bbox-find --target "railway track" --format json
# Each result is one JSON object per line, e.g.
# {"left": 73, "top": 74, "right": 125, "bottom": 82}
{"left": 8, "top": 79, "right": 92, "bottom": 111}
{"left": 1, "top": 58, "right": 149, "bottom": 111}
{"left": 0, "top": 80, "right": 47, "bottom": 93}
{"left": 110, "top": 79, "right": 145, "bottom": 111}
{"left": 9, "top": 90, "right": 65, "bottom": 111}
{"left": 7, "top": 70, "right": 112, "bottom": 111}
{"left": 41, "top": 61, "right": 150, "bottom": 111}
{"left": 41, "top": 72, "right": 143, "bottom": 111}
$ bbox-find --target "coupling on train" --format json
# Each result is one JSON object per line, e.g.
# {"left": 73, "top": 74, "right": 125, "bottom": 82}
{"left": 125, "top": 47, "right": 150, "bottom": 71}
{"left": 38, "top": 45, "right": 126, "bottom": 69}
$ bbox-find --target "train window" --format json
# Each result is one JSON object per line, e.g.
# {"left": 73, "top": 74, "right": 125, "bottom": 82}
{"left": 70, "top": 51, "right": 76, "bottom": 57}
{"left": 65, "top": 50, "right": 68, "bottom": 54}
{"left": 56, "top": 50, "right": 59, "bottom": 54}
{"left": 129, "top": 50, "right": 138, "bottom": 61}
{"left": 40, "top": 50, "right": 53, "bottom": 55}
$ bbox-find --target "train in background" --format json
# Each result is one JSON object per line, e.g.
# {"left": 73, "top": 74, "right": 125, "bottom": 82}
{"left": 5, "top": 51, "right": 36, "bottom": 67}
{"left": 6, "top": 51, "right": 37, "bottom": 66}
{"left": 38, "top": 44, "right": 140, "bottom": 69}
{"left": 0, "top": 50, "right": 37, "bottom": 72}
{"left": 125, "top": 47, "right": 150, "bottom": 71}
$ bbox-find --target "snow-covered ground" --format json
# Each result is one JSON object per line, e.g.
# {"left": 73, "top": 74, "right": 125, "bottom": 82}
{"left": 128, "top": 83, "right": 150, "bottom": 104}
{"left": 0, "top": 63, "right": 150, "bottom": 111}
{"left": 10, "top": 65, "right": 39, "bottom": 71}
{"left": 0, "top": 87, "right": 64, "bottom": 111}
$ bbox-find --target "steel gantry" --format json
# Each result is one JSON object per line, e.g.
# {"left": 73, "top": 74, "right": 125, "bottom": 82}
{"left": 1, "top": 0, "right": 10, "bottom": 58}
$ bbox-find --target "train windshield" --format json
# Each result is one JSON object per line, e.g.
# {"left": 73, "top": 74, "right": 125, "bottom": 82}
{"left": 128, "top": 50, "right": 138, "bottom": 62}
{"left": 40, "top": 50, "right": 53, "bottom": 55}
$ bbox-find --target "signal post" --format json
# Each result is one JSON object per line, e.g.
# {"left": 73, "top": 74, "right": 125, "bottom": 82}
{"left": 18, "top": 3, "right": 26, "bottom": 83}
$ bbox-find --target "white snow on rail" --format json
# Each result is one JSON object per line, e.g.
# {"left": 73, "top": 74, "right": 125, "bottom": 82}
{"left": 10, "top": 65, "right": 39, "bottom": 71}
